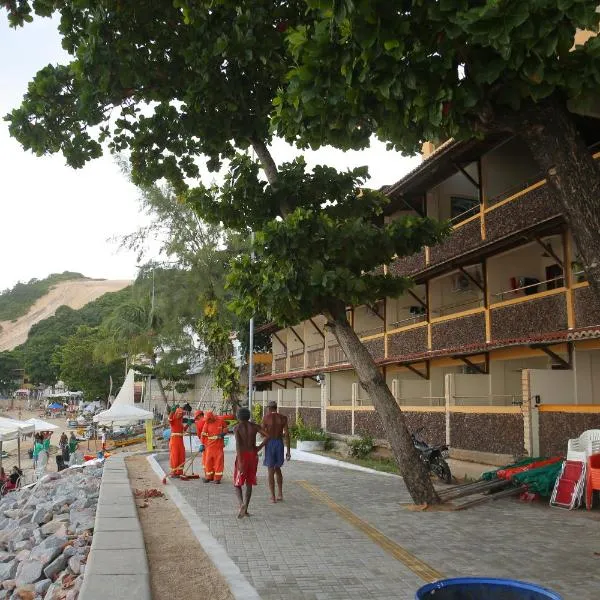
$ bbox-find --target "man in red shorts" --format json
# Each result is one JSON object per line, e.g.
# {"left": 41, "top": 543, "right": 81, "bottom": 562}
{"left": 233, "top": 407, "right": 266, "bottom": 518}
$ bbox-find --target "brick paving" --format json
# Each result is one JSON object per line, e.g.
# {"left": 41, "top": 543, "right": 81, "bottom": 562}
{"left": 157, "top": 452, "right": 600, "bottom": 600}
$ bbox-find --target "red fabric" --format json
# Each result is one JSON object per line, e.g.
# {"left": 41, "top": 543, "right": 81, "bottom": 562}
{"left": 169, "top": 408, "right": 185, "bottom": 476}
{"left": 496, "top": 456, "right": 562, "bottom": 480}
{"left": 234, "top": 451, "right": 258, "bottom": 487}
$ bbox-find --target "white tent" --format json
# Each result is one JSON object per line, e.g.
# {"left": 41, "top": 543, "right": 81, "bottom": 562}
{"left": 0, "top": 417, "right": 35, "bottom": 469}
{"left": 93, "top": 404, "right": 153, "bottom": 425}
{"left": 24, "top": 418, "right": 59, "bottom": 432}
{"left": 110, "top": 369, "right": 135, "bottom": 408}
{"left": 0, "top": 417, "right": 35, "bottom": 438}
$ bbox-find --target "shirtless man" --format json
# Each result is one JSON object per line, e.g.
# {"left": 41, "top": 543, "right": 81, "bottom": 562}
{"left": 262, "top": 400, "right": 291, "bottom": 503}
{"left": 233, "top": 408, "right": 265, "bottom": 518}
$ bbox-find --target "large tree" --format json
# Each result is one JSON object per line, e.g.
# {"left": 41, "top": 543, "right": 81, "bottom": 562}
{"left": 0, "top": 351, "right": 20, "bottom": 398}
{"left": 53, "top": 325, "right": 124, "bottom": 401}
{"left": 275, "top": 0, "right": 600, "bottom": 296}
{"left": 4, "top": 1, "right": 446, "bottom": 503}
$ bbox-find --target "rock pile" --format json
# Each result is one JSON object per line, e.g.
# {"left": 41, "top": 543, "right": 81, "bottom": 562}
{"left": 0, "top": 463, "right": 103, "bottom": 600}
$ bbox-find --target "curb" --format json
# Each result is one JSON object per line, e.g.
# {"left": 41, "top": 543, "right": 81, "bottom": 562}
{"left": 80, "top": 456, "right": 151, "bottom": 600}
{"left": 147, "top": 454, "right": 261, "bottom": 600}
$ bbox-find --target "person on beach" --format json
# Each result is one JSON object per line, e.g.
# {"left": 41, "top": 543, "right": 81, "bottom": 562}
{"left": 261, "top": 400, "right": 291, "bottom": 503}
{"left": 34, "top": 433, "right": 49, "bottom": 479}
{"left": 233, "top": 407, "right": 266, "bottom": 518}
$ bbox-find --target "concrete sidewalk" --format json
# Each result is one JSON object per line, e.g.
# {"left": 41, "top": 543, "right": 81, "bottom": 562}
{"left": 157, "top": 451, "right": 599, "bottom": 600}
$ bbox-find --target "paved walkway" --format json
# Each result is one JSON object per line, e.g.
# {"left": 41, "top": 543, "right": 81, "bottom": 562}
{"left": 157, "top": 452, "right": 600, "bottom": 600}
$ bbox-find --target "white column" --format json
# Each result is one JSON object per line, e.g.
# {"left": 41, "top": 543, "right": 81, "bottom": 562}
{"left": 351, "top": 382, "right": 359, "bottom": 436}
{"left": 295, "top": 387, "right": 302, "bottom": 422}
{"left": 444, "top": 373, "right": 455, "bottom": 446}
{"left": 320, "top": 378, "right": 327, "bottom": 430}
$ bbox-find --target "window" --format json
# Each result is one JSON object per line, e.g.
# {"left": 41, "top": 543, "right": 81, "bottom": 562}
{"left": 450, "top": 196, "right": 479, "bottom": 224}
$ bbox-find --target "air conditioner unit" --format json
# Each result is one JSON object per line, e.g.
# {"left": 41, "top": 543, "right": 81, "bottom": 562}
{"left": 452, "top": 273, "right": 472, "bottom": 293}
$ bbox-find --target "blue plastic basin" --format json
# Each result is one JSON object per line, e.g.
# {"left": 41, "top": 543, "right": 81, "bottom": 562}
{"left": 416, "top": 578, "right": 562, "bottom": 600}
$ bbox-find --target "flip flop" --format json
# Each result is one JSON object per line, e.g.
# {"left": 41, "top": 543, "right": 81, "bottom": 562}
{"left": 270, "top": 496, "right": 277, "bottom": 503}
{"left": 237, "top": 506, "right": 245, "bottom": 519}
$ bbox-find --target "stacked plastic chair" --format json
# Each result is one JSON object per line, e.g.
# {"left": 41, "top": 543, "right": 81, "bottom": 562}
{"left": 550, "top": 430, "right": 600, "bottom": 509}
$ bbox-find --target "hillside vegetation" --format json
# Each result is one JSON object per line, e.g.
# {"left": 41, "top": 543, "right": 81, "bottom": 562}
{"left": 0, "top": 271, "right": 87, "bottom": 322}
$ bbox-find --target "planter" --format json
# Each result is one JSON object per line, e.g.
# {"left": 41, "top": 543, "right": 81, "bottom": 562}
{"left": 297, "top": 440, "right": 325, "bottom": 452}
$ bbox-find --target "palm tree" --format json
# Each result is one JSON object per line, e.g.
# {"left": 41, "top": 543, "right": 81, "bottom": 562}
{"left": 96, "top": 299, "right": 169, "bottom": 405}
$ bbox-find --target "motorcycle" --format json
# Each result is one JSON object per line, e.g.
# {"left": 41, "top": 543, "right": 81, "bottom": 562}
{"left": 411, "top": 427, "right": 452, "bottom": 484}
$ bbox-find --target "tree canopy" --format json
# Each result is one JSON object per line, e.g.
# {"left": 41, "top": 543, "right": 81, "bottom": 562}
{"left": 275, "top": 0, "right": 600, "bottom": 151}
{"left": 53, "top": 325, "right": 125, "bottom": 400}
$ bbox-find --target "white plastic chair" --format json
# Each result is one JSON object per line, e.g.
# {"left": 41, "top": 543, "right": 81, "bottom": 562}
{"left": 566, "top": 429, "right": 600, "bottom": 462}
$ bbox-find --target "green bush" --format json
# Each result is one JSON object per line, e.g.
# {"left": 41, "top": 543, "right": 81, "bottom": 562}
{"left": 290, "top": 415, "right": 329, "bottom": 442}
{"left": 348, "top": 434, "right": 374, "bottom": 459}
{"left": 251, "top": 402, "right": 263, "bottom": 423}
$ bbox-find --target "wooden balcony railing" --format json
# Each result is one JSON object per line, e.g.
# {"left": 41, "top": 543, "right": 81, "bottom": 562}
{"left": 273, "top": 355, "right": 286, "bottom": 373}
{"left": 328, "top": 344, "right": 347, "bottom": 365}
{"left": 289, "top": 351, "right": 305, "bottom": 371}
{"left": 307, "top": 347, "right": 324, "bottom": 368}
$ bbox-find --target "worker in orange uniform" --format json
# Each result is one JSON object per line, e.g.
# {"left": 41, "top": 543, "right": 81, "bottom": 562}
{"left": 201, "top": 411, "right": 228, "bottom": 483}
{"left": 194, "top": 410, "right": 206, "bottom": 467}
{"left": 169, "top": 406, "right": 186, "bottom": 477}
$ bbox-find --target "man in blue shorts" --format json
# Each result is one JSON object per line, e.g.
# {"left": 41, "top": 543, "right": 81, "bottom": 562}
{"left": 261, "top": 400, "right": 291, "bottom": 503}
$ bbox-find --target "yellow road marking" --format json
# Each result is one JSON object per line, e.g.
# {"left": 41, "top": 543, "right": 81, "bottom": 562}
{"left": 296, "top": 480, "right": 443, "bottom": 583}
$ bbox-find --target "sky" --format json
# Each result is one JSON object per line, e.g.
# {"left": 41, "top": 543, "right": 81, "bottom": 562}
{"left": 0, "top": 15, "right": 421, "bottom": 292}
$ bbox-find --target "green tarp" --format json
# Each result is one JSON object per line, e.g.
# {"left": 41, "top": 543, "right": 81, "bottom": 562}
{"left": 480, "top": 457, "right": 564, "bottom": 497}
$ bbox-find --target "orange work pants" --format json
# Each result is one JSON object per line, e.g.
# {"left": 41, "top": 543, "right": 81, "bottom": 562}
{"left": 204, "top": 444, "right": 224, "bottom": 481}
{"left": 169, "top": 435, "right": 185, "bottom": 476}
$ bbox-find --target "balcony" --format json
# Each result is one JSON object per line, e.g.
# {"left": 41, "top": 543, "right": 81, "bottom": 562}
{"left": 429, "top": 215, "right": 483, "bottom": 266}
{"left": 363, "top": 336, "right": 385, "bottom": 360}
{"left": 431, "top": 311, "right": 486, "bottom": 351}
{"left": 574, "top": 286, "right": 600, "bottom": 328}
{"left": 490, "top": 292, "right": 568, "bottom": 341}
{"left": 485, "top": 183, "right": 562, "bottom": 242}
{"left": 306, "top": 345, "right": 325, "bottom": 368}
{"left": 387, "top": 324, "right": 428, "bottom": 357}
{"left": 328, "top": 344, "right": 347, "bottom": 365}
{"left": 273, "top": 354, "right": 286, "bottom": 374}
{"left": 388, "top": 249, "right": 426, "bottom": 278}
{"left": 289, "top": 349, "right": 305, "bottom": 371}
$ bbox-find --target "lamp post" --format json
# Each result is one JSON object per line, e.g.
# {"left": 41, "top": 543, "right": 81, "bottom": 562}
{"left": 248, "top": 231, "right": 255, "bottom": 411}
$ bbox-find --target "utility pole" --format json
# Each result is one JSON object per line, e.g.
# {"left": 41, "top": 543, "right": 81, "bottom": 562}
{"left": 248, "top": 231, "right": 255, "bottom": 411}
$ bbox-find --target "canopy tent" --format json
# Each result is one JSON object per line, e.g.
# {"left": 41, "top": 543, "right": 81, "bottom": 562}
{"left": 93, "top": 369, "right": 151, "bottom": 424}
{"left": 110, "top": 369, "right": 135, "bottom": 408}
{"left": 93, "top": 404, "right": 153, "bottom": 425}
{"left": 0, "top": 417, "right": 35, "bottom": 470}
{"left": 24, "top": 418, "right": 59, "bottom": 432}
{"left": 48, "top": 402, "right": 64, "bottom": 410}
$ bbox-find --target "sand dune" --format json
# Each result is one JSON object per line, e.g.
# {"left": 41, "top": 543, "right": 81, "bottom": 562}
{"left": 0, "top": 279, "right": 131, "bottom": 351}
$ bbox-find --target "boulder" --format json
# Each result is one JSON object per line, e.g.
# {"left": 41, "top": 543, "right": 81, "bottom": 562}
{"left": 15, "top": 550, "right": 30, "bottom": 562}
{"left": 14, "top": 560, "right": 43, "bottom": 586}
{"left": 30, "top": 509, "right": 52, "bottom": 526}
{"left": 0, "top": 551, "right": 13, "bottom": 562}
{"left": 1, "top": 580, "right": 15, "bottom": 591}
{"left": 63, "top": 547, "right": 76, "bottom": 559}
{"left": 13, "top": 584, "right": 34, "bottom": 600}
{"left": 40, "top": 521, "right": 62, "bottom": 537}
{"left": 29, "top": 535, "right": 66, "bottom": 567}
{"left": 67, "top": 555, "right": 80, "bottom": 576}
{"left": 11, "top": 541, "right": 32, "bottom": 554}
{"left": 43, "top": 553, "right": 67, "bottom": 580}
{"left": 34, "top": 580, "right": 51, "bottom": 597}
{"left": 0, "top": 559, "right": 18, "bottom": 581}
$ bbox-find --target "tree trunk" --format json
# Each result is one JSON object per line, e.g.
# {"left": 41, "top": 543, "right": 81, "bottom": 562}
{"left": 327, "top": 306, "right": 440, "bottom": 505}
{"left": 514, "top": 97, "right": 600, "bottom": 298}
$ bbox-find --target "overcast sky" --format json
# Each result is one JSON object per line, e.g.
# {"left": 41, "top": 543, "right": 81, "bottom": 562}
{"left": 0, "top": 15, "right": 421, "bottom": 292}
